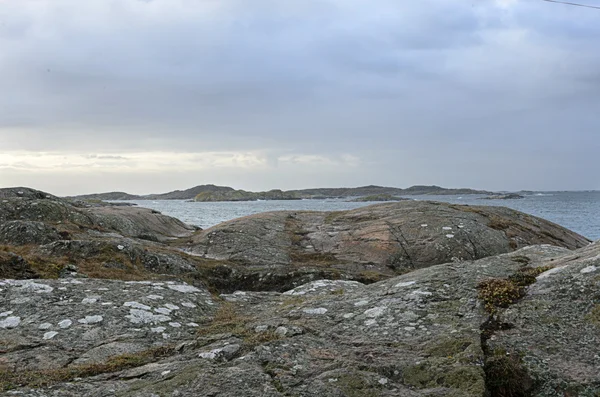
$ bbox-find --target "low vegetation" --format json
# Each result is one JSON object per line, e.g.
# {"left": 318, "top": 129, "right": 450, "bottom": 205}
{"left": 0, "top": 346, "right": 176, "bottom": 391}
{"left": 478, "top": 266, "right": 552, "bottom": 314}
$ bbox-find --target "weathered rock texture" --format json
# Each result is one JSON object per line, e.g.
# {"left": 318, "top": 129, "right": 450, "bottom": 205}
{"left": 0, "top": 186, "right": 598, "bottom": 396}
{"left": 1, "top": 243, "right": 599, "bottom": 396}
{"left": 186, "top": 201, "right": 589, "bottom": 283}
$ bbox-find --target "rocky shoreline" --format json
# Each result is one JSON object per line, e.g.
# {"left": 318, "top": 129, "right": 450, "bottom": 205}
{"left": 1, "top": 187, "right": 598, "bottom": 396}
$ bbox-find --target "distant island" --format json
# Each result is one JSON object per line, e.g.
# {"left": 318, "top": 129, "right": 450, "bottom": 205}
{"left": 70, "top": 184, "right": 494, "bottom": 202}
{"left": 480, "top": 193, "right": 525, "bottom": 200}
{"left": 348, "top": 193, "right": 408, "bottom": 202}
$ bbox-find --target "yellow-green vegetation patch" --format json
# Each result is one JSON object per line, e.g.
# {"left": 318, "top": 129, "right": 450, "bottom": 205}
{"left": 324, "top": 211, "right": 344, "bottom": 224}
{"left": 427, "top": 338, "right": 473, "bottom": 358}
{"left": 0, "top": 346, "right": 175, "bottom": 391}
{"left": 508, "top": 265, "right": 553, "bottom": 287}
{"left": 478, "top": 266, "right": 552, "bottom": 314}
{"left": 403, "top": 361, "right": 485, "bottom": 395}
{"left": 585, "top": 304, "right": 600, "bottom": 326}
{"left": 478, "top": 279, "right": 525, "bottom": 314}
{"left": 336, "top": 371, "right": 380, "bottom": 397}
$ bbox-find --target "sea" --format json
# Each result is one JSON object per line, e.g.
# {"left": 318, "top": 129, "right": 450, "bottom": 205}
{"left": 118, "top": 191, "right": 600, "bottom": 241}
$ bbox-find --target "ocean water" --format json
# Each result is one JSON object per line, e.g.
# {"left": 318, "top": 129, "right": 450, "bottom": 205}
{"left": 120, "top": 191, "right": 600, "bottom": 241}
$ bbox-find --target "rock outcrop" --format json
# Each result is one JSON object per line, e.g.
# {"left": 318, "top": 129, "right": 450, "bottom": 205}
{"left": 2, "top": 243, "right": 599, "bottom": 396}
{"left": 185, "top": 201, "right": 590, "bottom": 285}
{"left": 0, "top": 186, "right": 598, "bottom": 396}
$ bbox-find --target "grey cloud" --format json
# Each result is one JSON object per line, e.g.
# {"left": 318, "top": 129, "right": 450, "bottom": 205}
{"left": 0, "top": 0, "right": 599, "bottom": 193}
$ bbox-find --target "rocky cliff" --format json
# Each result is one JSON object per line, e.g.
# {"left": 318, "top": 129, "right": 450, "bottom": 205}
{"left": 0, "top": 187, "right": 597, "bottom": 396}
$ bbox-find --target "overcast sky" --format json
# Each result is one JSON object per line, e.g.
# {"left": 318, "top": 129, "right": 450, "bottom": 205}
{"left": 0, "top": 0, "right": 599, "bottom": 195}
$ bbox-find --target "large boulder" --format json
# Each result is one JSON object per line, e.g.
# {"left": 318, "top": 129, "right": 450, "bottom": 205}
{"left": 2, "top": 243, "right": 599, "bottom": 396}
{"left": 184, "top": 201, "right": 590, "bottom": 278}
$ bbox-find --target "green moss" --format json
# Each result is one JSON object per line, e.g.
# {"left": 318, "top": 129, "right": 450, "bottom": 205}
{"left": 427, "top": 338, "right": 472, "bottom": 358}
{"left": 586, "top": 304, "right": 600, "bottom": 326}
{"left": 0, "top": 346, "right": 175, "bottom": 391}
{"left": 511, "top": 256, "right": 531, "bottom": 265}
{"left": 403, "top": 363, "right": 435, "bottom": 388}
{"left": 324, "top": 211, "right": 344, "bottom": 224}
{"left": 336, "top": 372, "right": 380, "bottom": 397}
{"left": 442, "top": 366, "right": 486, "bottom": 395}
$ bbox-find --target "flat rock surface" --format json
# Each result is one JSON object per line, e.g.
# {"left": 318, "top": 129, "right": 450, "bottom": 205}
{"left": 0, "top": 278, "right": 215, "bottom": 371}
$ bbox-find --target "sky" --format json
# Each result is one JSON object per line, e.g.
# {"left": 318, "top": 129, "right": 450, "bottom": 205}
{"left": 0, "top": 0, "right": 599, "bottom": 196}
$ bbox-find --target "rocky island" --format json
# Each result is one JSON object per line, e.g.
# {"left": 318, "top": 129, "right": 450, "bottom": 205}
{"left": 481, "top": 193, "right": 525, "bottom": 200}
{"left": 1, "top": 187, "right": 598, "bottom": 396}
{"left": 348, "top": 193, "right": 407, "bottom": 202}
{"left": 72, "top": 184, "right": 494, "bottom": 202}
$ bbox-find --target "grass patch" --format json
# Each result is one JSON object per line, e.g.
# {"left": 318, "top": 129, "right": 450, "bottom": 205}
{"left": 197, "top": 302, "right": 282, "bottom": 349}
{"left": 488, "top": 216, "right": 512, "bottom": 231}
{"left": 0, "top": 346, "right": 175, "bottom": 391}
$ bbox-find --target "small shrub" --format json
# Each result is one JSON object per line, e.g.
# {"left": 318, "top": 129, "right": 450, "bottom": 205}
{"left": 478, "top": 279, "right": 524, "bottom": 314}
{"left": 508, "top": 266, "right": 552, "bottom": 287}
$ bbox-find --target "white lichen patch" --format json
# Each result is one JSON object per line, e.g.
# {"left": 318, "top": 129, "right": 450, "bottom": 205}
{"left": 124, "top": 301, "right": 152, "bottom": 311}
{"left": 580, "top": 265, "right": 597, "bottom": 274}
{"left": 421, "top": 224, "right": 428, "bottom": 227}
{"left": 43, "top": 331, "right": 59, "bottom": 340}
{"left": 165, "top": 304, "right": 180, "bottom": 310}
{"left": 442, "top": 227, "right": 453, "bottom": 231}
{"left": 394, "top": 281, "right": 416, "bottom": 288}
{"left": 303, "top": 308, "right": 328, "bottom": 315}
{"left": 446, "top": 234, "right": 455, "bottom": 238}
{"left": 82, "top": 298, "right": 98, "bottom": 304}
{"left": 364, "top": 306, "right": 387, "bottom": 318}
{"left": 0, "top": 311, "right": 13, "bottom": 317}
{"left": 169, "top": 322, "right": 182, "bottom": 328}
{"left": 167, "top": 284, "right": 201, "bottom": 293}
{"left": 8, "top": 280, "right": 54, "bottom": 293}
{"left": 126, "top": 309, "right": 170, "bottom": 325}
{"left": 0, "top": 316, "right": 21, "bottom": 329}
{"left": 187, "top": 322, "right": 199, "bottom": 327}
{"left": 354, "top": 300, "right": 369, "bottom": 307}
{"left": 146, "top": 295, "right": 164, "bottom": 300}
{"left": 155, "top": 308, "right": 172, "bottom": 315}
{"left": 78, "top": 315, "right": 103, "bottom": 325}
{"left": 181, "top": 302, "right": 197, "bottom": 308}
{"left": 151, "top": 327, "right": 167, "bottom": 333}
{"left": 39, "top": 323, "right": 52, "bottom": 330}
{"left": 58, "top": 319, "right": 72, "bottom": 329}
